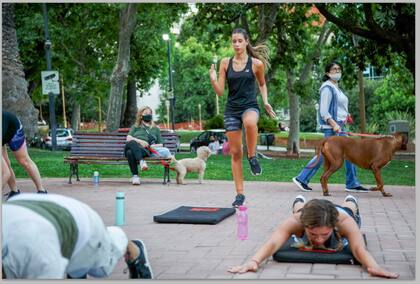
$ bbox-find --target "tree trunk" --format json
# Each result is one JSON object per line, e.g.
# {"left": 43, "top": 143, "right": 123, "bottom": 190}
{"left": 121, "top": 77, "right": 137, "bottom": 127}
{"left": 71, "top": 103, "right": 80, "bottom": 131}
{"left": 2, "top": 3, "right": 38, "bottom": 138}
{"left": 106, "top": 4, "right": 137, "bottom": 131}
{"left": 286, "top": 70, "right": 300, "bottom": 154}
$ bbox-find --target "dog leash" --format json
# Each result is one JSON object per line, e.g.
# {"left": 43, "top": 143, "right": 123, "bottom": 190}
{"left": 147, "top": 146, "right": 176, "bottom": 171}
{"left": 338, "top": 131, "right": 394, "bottom": 138}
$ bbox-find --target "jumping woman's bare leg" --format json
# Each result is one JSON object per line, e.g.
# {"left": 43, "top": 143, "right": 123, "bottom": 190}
{"left": 226, "top": 130, "right": 244, "bottom": 195}
{"left": 242, "top": 110, "right": 259, "bottom": 158}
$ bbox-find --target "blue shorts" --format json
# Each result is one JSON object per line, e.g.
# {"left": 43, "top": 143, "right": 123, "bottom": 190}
{"left": 224, "top": 108, "right": 260, "bottom": 132}
{"left": 7, "top": 127, "right": 25, "bottom": 151}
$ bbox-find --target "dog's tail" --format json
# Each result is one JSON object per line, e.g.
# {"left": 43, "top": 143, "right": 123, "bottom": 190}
{"left": 306, "top": 138, "right": 328, "bottom": 169}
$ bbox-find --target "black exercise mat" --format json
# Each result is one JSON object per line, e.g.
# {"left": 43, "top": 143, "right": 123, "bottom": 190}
{"left": 273, "top": 235, "right": 363, "bottom": 264}
{"left": 153, "top": 206, "right": 236, "bottom": 224}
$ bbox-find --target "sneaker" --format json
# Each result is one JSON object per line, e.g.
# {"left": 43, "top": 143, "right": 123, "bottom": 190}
{"left": 345, "top": 185, "right": 369, "bottom": 193}
{"left": 37, "top": 189, "right": 48, "bottom": 194}
{"left": 140, "top": 160, "right": 148, "bottom": 171}
{"left": 131, "top": 175, "right": 141, "bottom": 185}
{"left": 248, "top": 156, "right": 262, "bottom": 176}
{"left": 4, "top": 189, "right": 21, "bottom": 201}
{"left": 292, "top": 194, "right": 306, "bottom": 213}
{"left": 292, "top": 177, "right": 313, "bottom": 192}
{"left": 344, "top": 195, "right": 359, "bottom": 215}
{"left": 232, "top": 194, "right": 245, "bottom": 207}
{"left": 126, "top": 239, "right": 153, "bottom": 279}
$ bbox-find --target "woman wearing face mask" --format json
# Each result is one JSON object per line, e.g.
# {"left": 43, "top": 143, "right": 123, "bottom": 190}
{"left": 125, "top": 106, "right": 171, "bottom": 185}
{"left": 292, "top": 61, "right": 368, "bottom": 194}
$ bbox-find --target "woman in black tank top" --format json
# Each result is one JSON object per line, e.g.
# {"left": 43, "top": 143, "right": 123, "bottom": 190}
{"left": 209, "top": 28, "right": 276, "bottom": 207}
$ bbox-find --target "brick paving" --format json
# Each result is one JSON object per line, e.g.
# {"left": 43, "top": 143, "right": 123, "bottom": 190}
{"left": 8, "top": 177, "right": 415, "bottom": 280}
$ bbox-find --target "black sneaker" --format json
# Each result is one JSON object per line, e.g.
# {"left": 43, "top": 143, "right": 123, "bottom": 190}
{"left": 232, "top": 194, "right": 245, "bottom": 207}
{"left": 345, "top": 185, "right": 369, "bottom": 193}
{"left": 37, "top": 189, "right": 48, "bottom": 194}
{"left": 248, "top": 156, "right": 262, "bottom": 176}
{"left": 292, "top": 194, "right": 306, "bottom": 213}
{"left": 292, "top": 177, "right": 313, "bottom": 192}
{"left": 4, "top": 189, "right": 21, "bottom": 201}
{"left": 126, "top": 239, "right": 153, "bottom": 279}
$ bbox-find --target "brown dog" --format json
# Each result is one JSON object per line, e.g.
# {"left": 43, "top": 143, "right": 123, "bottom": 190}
{"left": 314, "top": 132, "right": 408, "bottom": 197}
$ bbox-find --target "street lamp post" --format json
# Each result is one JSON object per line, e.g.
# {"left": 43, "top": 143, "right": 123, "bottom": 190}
{"left": 165, "top": 100, "right": 170, "bottom": 129}
{"left": 163, "top": 33, "right": 175, "bottom": 131}
{"left": 198, "top": 103, "right": 202, "bottom": 130}
{"left": 42, "top": 3, "right": 57, "bottom": 151}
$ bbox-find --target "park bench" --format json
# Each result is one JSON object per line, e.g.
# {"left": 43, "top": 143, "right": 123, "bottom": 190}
{"left": 64, "top": 131, "right": 179, "bottom": 184}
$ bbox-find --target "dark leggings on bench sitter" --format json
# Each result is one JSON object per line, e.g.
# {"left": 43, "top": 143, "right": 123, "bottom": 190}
{"left": 124, "top": 140, "right": 150, "bottom": 175}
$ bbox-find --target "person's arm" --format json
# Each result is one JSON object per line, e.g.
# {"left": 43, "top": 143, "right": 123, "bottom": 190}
{"left": 254, "top": 59, "right": 276, "bottom": 119}
{"left": 338, "top": 217, "right": 399, "bottom": 278}
{"left": 126, "top": 134, "right": 149, "bottom": 148}
{"left": 228, "top": 215, "right": 302, "bottom": 274}
{"left": 319, "top": 87, "right": 340, "bottom": 132}
{"left": 209, "top": 58, "right": 228, "bottom": 97}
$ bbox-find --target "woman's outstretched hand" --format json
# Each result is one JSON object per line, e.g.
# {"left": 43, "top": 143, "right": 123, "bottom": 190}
{"left": 227, "top": 261, "right": 258, "bottom": 274}
{"left": 367, "top": 267, "right": 399, "bottom": 279}
{"left": 209, "top": 64, "right": 217, "bottom": 82}
{"left": 264, "top": 103, "right": 276, "bottom": 119}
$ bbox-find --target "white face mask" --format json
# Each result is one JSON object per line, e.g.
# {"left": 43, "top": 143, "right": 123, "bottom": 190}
{"left": 329, "top": 72, "right": 342, "bottom": 81}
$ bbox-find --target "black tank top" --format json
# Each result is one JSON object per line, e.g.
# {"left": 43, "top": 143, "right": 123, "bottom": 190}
{"left": 225, "top": 56, "right": 259, "bottom": 115}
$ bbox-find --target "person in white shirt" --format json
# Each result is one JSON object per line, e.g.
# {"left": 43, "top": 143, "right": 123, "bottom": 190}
{"left": 2, "top": 193, "right": 153, "bottom": 279}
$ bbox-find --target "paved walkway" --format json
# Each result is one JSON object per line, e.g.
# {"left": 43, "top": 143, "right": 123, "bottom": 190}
{"left": 9, "top": 178, "right": 415, "bottom": 280}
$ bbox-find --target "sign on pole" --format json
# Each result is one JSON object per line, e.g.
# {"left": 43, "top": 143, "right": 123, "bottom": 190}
{"left": 41, "top": 71, "right": 60, "bottom": 95}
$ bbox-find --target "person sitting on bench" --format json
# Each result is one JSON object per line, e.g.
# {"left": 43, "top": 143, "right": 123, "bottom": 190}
{"left": 125, "top": 106, "right": 171, "bottom": 185}
{"left": 228, "top": 195, "right": 399, "bottom": 279}
{"left": 2, "top": 193, "right": 153, "bottom": 279}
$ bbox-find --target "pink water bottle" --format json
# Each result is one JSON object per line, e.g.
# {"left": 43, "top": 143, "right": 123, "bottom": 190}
{"left": 237, "top": 205, "right": 248, "bottom": 240}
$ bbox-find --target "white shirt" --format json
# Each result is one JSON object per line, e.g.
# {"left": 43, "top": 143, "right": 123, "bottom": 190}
{"left": 319, "top": 80, "right": 349, "bottom": 124}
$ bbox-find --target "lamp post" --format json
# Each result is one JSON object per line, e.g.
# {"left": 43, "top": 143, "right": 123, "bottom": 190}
{"left": 163, "top": 33, "right": 175, "bottom": 131}
{"left": 213, "top": 55, "right": 219, "bottom": 115}
{"left": 42, "top": 3, "right": 57, "bottom": 151}
{"left": 165, "top": 100, "right": 170, "bottom": 129}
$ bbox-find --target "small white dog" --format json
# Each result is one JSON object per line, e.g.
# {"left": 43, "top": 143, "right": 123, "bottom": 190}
{"left": 172, "top": 146, "right": 212, "bottom": 184}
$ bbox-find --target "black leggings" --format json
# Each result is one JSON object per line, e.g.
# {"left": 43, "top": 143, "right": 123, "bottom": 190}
{"left": 124, "top": 140, "right": 150, "bottom": 175}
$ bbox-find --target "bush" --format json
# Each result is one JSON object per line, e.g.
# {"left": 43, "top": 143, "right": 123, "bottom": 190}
{"left": 204, "top": 114, "right": 224, "bottom": 130}
{"left": 258, "top": 116, "right": 278, "bottom": 133}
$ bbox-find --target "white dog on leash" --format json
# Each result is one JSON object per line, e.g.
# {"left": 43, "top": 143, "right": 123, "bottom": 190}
{"left": 172, "top": 146, "right": 212, "bottom": 184}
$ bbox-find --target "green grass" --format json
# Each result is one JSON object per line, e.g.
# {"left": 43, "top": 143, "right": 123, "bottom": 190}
{"left": 10, "top": 148, "right": 415, "bottom": 186}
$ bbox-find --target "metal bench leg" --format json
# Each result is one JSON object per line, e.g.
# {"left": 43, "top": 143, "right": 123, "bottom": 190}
{"left": 68, "top": 164, "right": 73, "bottom": 184}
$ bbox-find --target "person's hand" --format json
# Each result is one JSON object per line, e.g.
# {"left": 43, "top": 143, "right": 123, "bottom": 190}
{"left": 264, "top": 103, "right": 276, "bottom": 119}
{"left": 227, "top": 261, "right": 258, "bottom": 274}
{"left": 138, "top": 139, "right": 149, "bottom": 148}
{"left": 367, "top": 267, "right": 399, "bottom": 279}
{"left": 209, "top": 64, "right": 217, "bottom": 82}
{"left": 332, "top": 124, "right": 341, "bottom": 133}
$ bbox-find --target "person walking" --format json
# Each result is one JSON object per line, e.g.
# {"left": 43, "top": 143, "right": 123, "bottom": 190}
{"left": 2, "top": 110, "right": 47, "bottom": 200}
{"left": 209, "top": 28, "right": 276, "bottom": 207}
{"left": 292, "top": 61, "right": 368, "bottom": 193}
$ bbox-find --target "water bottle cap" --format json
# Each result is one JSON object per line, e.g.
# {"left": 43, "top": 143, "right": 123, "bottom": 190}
{"left": 116, "top": 192, "right": 125, "bottom": 198}
{"left": 238, "top": 205, "right": 247, "bottom": 211}
{"left": 94, "top": 171, "right": 99, "bottom": 176}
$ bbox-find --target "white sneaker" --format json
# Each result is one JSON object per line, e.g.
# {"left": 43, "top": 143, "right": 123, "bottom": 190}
{"left": 131, "top": 175, "right": 141, "bottom": 185}
{"left": 140, "top": 160, "right": 149, "bottom": 171}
